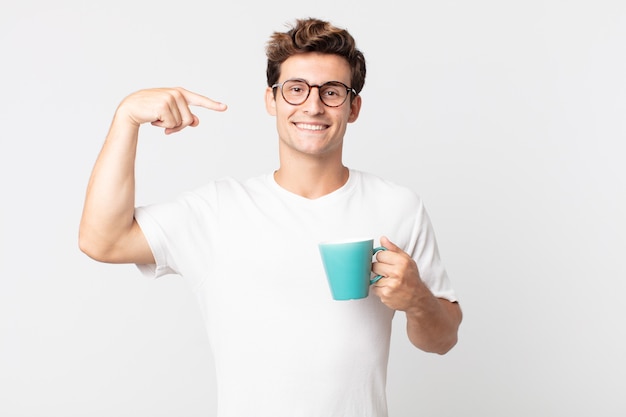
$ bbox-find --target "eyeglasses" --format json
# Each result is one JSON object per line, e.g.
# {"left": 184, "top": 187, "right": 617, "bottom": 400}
{"left": 272, "top": 79, "right": 357, "bottom": 107}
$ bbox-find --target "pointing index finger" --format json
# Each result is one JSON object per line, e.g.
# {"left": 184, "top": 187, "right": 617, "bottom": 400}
{"left": 177, "top": 87, "right": 228, "bottom": 112}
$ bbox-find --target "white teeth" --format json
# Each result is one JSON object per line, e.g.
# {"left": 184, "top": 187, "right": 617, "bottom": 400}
{"left": 297, "top": 123, "right": 326, "bottom": 131}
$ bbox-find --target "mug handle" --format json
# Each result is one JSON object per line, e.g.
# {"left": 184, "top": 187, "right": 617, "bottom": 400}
{"left": 370, "top": 246, "right": 387, "bottom": 285}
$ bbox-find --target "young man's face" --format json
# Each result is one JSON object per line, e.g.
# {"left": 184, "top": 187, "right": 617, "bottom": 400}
{"left": 265, "top": 52, "right": 362, "bottom": 160}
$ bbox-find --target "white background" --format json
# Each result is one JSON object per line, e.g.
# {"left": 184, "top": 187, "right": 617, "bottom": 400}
{"left": 1, "top": 0, "right": 625, "bottom": 416}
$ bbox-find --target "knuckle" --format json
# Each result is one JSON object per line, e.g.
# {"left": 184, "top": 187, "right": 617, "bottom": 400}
{"left": 154, "top": 100, "right": 171, "bottom": 115}
{"left": 168, "top": 88, "right": 184, "bottom": 99}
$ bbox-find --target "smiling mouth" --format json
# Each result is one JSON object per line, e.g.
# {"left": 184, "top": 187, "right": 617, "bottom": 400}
{"left": 295, "top": 123, "right": 328, "bottom": 131}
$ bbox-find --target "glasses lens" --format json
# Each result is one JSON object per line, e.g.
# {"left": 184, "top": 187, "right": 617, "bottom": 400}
{"left": 319, "top": 82, "right": 349, "bottom": 107}
{"left": 282, "top": 80, "right": 310, "bottom": 105}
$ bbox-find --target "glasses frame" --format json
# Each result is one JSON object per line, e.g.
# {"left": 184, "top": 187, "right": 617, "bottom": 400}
{"left": 271, "top": 78, "right": 357, "bottom": 108}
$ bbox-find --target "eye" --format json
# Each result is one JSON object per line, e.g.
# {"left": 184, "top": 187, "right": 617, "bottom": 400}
{"left": 321, "top": 83, "right": 345, "bottom": 98}
{"left": 285, "top": 81, "right": 308, "bottom": 95}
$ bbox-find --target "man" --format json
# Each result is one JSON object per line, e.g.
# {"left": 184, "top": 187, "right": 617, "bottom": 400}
{"left": 80, "top": 17, "right": 461, "bottom": 417}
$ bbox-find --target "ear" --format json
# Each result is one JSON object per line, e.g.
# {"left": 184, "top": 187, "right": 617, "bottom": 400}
{"left": 265, "top": 87, "right": 277, "bottom": 116}
{"left": 347, "top": 94, "right": 362, "bottom": 123}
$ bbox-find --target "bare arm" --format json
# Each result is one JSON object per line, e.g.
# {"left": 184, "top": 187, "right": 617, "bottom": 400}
{"left": 404, "top": 295, "right": 462, "bottom": 355}
{"left": 79, "top": 87, "right": 227, "bottom": 264}
{"left": 371, "top": 236, "right": 462, "bottom": 354}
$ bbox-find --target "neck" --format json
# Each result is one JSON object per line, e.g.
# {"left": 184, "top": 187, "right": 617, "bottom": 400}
{"left": 274, "top": 158, "right": 349, "bottom": 199}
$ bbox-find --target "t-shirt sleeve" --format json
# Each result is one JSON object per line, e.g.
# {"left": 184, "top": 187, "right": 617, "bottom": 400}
{"left": 408, "top": 199, "right": 458, "bottom": 303}
{"left": 132, "top": 183, "right": 218, "bottom": 280}
{"left": 134, "top": 205, "right": 179, "bottom": 279}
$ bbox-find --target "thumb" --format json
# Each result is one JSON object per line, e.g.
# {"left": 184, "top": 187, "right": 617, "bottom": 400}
{"left": 380, "top": 236, "right": 401, "bottom": 252}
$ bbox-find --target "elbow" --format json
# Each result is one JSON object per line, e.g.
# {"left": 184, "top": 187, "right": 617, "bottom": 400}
{"left": 412, "top": 332, "right": 459, "bottom": 355}
{"left": 409, "top": 302, "right": 462, "bottom": 355}
{"left": 78, "top": 232, "right": 101, "bottom": 262}
{"left": 433, "top": 301, "right": 462, "bottom": 354}
{"left": 78, "top": 227, "right": 113, "bottom": 263}
{"left": 432, "top": 334, "right": 459, "bottom": 355}
{"left": 78, "top": 221, "right": 151, "bottom": 265}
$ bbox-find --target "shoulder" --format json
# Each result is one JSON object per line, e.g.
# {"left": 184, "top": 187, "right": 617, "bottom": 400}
{"left": 354, "top": 170, "right": 423, "bottom": 206}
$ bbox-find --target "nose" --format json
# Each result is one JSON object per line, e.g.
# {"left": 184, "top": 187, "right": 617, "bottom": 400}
{"left": 302, "top": 85, "right": 325, "bottom": 113}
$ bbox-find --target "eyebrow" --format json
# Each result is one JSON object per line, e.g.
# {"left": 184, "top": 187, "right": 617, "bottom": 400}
{"left": 281, "top": 78, "right": 349, "bottom": 86}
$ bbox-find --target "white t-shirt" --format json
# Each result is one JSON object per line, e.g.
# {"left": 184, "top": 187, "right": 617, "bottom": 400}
{"left": 135, "top": 169, "right": 457, "bottom": 417}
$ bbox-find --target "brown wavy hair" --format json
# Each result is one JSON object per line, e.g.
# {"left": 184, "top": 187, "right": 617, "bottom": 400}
{"left": 266, "top": 18, "right": 366, "bottom": 95}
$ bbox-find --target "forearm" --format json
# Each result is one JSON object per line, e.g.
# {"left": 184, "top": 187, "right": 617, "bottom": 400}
{"left": 405, "top": 288, "right": 462, "bottom": 354}
{"left": 79, "top": 114, "right": 140, "bottom": 261}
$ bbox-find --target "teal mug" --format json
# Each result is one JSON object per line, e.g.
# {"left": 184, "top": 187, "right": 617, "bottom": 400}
{"left": 318, "top": 238, "right": 387, "bottom": 300}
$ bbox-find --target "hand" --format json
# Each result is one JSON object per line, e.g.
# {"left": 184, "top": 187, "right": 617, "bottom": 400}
{"left": 115, "top": 87, "right": 227, "bottom": 134}
{"left": 371, "top": 236, "right": 424, "bottom": 312}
